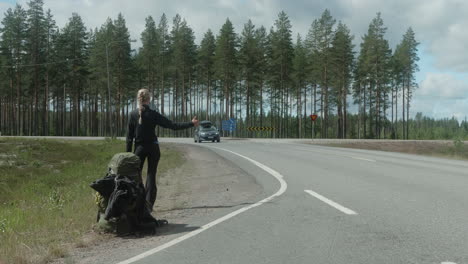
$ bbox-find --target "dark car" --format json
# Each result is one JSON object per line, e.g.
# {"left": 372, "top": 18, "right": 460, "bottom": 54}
{"left": 194, "top": 121, "right": 220, "bottom": 143}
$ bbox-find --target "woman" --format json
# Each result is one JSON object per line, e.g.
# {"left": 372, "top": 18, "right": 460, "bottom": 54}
{"left": 126, "top": 89, "right": 199, "bottom": 211}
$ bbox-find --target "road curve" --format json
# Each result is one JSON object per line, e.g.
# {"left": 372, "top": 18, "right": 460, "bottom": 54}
{"left": 115, "top": 138, "right": 468, "bottom": 264}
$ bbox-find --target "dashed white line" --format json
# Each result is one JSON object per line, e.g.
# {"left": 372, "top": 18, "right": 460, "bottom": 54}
{"left": 305, "top": 190, "right": 358, "bottom": 215}
{"left": 116, "top": 147, "right": 288, "bottom": 264}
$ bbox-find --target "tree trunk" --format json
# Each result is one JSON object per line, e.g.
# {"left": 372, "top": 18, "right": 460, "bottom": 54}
{"left": 246, "top": 80, "right": 250, "bottom": 137}
{"left": 343, "top": 85, "right": 347, "bottom": 139}
{"left": 63, "top": 83, "right": 66, "bottom": 136}
{"left": 33, "top": 64, "right": 38, "bottom": 136}
{"left": 259, "top": 82, "right": 263, "bottom": 128}
{"left": 78, "top": 88, "right": 81, "bottom": 136}
{"left": 402, "top": 80, "right": 406, "bottom": 139}
{"left": 406, "top": 81, "right": 410, "bottom": 139}
{"left": 16, "top": 70, "right": 21, "bottom": 135}
{"left": 395, "top": 85, "right": 398, "bottom": 139}
{"left": 391, "top": 82, "right": 394, "bottom": 138}
{"left": 206, "top": 76, "right": 210, "bottom": 120}
{"left": 363, "top": 84, "right": 367, "bottom": 139}
{"left": 303, "top": 83, "right": 307, "bottom": 139}
{"left": 297, "top": 83, "right": 302, "bottom": 138}
{"left": 314, "top": 84, "right": 317, "bottom": 138}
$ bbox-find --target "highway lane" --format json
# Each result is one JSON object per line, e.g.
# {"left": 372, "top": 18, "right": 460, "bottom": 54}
{"left": 115, "top": 138, "right": 468, "bottom": 264}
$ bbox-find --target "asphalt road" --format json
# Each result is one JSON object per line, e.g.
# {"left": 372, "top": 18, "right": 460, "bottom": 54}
{"left": 108, "top": 138, "right": 467, "bottom": 264}
{"left": 5, "top": 136, "right": 467, "bottom": 263}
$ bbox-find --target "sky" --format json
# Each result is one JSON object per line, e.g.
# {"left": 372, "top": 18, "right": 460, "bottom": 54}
{"left": 0, "top": 0, "right": 467, "bottom": 121}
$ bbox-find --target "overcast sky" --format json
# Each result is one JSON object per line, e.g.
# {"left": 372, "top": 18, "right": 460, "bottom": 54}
{"left": 1, "top": 0, "right": 467, "bottom": 121}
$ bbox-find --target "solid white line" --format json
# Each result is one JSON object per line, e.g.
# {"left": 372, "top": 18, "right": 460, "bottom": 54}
{"left": 116, "top": 147, "right": 288, "bottom": 264}
{"left": 441, "top": 262, "right": 457, "bottom": 264}
{"left": 350, "top": 156, "right": 376, "bottom": 162}
{"left": 287, "top": 144, "right": 377, "bottom": 163}
{"left": 304, "top": 190, "right": 357, "bottom": 215}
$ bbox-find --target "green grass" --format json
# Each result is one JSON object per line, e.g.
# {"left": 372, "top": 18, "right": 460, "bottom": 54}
{"left": 0, "top": 138, "right": 184, "bottom": 264}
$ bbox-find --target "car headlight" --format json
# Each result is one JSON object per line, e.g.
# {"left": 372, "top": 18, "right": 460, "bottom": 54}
{"left": 201, "top": 132, "right": 206, "bottom": 136}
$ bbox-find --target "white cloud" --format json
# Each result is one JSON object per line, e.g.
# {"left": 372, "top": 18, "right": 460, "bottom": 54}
{"left": 412, "top": 97, "right": 468, "bottom": 121}
{"left": 418, "top": 73, "right": 468, "bottom": 99}
{"left": 412, "top": 72, "right": 468, "bottom": 120}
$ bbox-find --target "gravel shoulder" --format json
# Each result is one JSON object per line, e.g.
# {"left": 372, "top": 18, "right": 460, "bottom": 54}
{"left": 52, "top": 143, "right": 263, "bottom": 264}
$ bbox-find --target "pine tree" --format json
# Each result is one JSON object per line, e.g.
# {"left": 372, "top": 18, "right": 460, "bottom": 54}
{"left": 43, "top": 9, "right": 57, "bottom": 135}
{"left": 168, "top": 15, "right": 196, "bottom": 137}
{"left": 139, "top": 16, "right": 159, "bottom": 104}
{"left": 401, "top": 27, "right": 419, "bottom": 139}
{"left": 1, "top": 5, "right": 28, "bottom": 135}
{"left": 112, "top": 13, "right": 133, "bottom": 135}
{"left": 214, "top": 18, "right": 238, "bottom": 120}
{"left": 292, "top": 34, "right": 307, "bottom": 138}
{"left": 316, "top": 9, "right": 336, "bottom": 138}
{"left": 254, "top": 26, "right": 268, "bottom": 129}
{"left": 198, "top": 29, "right": 216, "bottom": 120}
{"left": 157, "top": 14, "right": 169, "bottom": 115}
{"left": 330, "top": 22, "right": 354, "bottom": 138}
{"left": 305, "top": 19, "right": 322, "bottom": 138}
{"left": 267, "top": 11, "right": 294, "bottom": 138}
{"left": 390, "top": 43, "right": 404, "bottom": 139}
{"left": 354, "top": 13, "right": 391, "bottom": 139}
{"left": 91, "top": 18, "right": 115, "bottom": 136}
{"left": 26, "top": 0, "right": 46, "bottom": 135}
{"left": 61, "top": 13, "right": 88, "bottom": 136}
{"left": 239, "top": 19, "right": 261, "bottom": 134}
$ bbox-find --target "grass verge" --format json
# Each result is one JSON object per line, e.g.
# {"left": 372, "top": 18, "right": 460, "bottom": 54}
{"left": 319, "top": 139, "right": 468, "bottom": 160}
{"left": 0, "top": 138, "right": 183, "bottom": 264}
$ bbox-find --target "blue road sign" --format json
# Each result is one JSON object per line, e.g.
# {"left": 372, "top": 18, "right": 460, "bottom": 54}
{"left": 222, "top": 119, "right": 236, "bottom": 131}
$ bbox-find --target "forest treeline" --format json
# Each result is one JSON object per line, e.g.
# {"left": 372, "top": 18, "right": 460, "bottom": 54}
{"left": 1, "top": 0, "right": 466, "bottom": 139}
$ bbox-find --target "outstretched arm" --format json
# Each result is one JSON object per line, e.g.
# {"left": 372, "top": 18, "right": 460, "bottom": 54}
{"left": 155, "top": 113, "right": 198, "bottom": 130}
{"left": 126, "top": 114, "right": 135, "bottom": 152}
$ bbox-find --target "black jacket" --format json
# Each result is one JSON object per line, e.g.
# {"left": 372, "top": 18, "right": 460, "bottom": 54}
{"left": 126, "top": 105, "right": 194, "bottom": 152}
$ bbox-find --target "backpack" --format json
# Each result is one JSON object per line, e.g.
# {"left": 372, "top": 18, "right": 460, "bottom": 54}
{"left": 107, "top": 153, "right": 142, "bottom": 182}
{"left": 90, "top": 153, "right": 157, "bottom": 235}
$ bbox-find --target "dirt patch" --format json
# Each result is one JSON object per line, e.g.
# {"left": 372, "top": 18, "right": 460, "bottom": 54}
{"left": 51, "top": 143, "right": 262, "bottom": 264}
{"left": 318, "top": 140, "right": 468, "bottom": 160}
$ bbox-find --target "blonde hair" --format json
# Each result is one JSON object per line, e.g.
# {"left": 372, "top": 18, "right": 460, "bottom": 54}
{"left": 137, "top": 89, "right": 151, "bottom": 124}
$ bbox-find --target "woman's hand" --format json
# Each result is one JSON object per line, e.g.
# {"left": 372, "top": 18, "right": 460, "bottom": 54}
{"left": 192, "top": 116, "right": 199, "bottom": 127}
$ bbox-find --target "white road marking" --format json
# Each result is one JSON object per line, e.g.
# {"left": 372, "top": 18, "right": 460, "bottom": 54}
{"left": 441, "top": 262, "right": 457, "bottom": 264}
{"left": 287, "top": 144, "right": 377, "bottom": 163}
{"left": 350, "top": 156, "right": 376, "bottom": 162}
{"left": 304, "top": 190, "right": 358, "bottom": 215}
{"left": 117, "top": 147, "right": 288, "bottom": 264}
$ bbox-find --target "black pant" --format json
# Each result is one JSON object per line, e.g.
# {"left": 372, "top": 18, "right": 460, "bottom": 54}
{"left": 134, "top": 143, "right": 161, "bottom": 211}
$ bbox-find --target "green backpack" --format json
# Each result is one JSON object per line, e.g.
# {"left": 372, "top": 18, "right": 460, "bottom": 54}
{"left": 93, "top": 152, "right": 143, "bottom": 234}
{"left": 107, "top": 152, "right": 142, "bottom": 182}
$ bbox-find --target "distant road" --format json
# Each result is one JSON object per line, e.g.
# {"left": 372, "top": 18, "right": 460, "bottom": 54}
{"left": 2, "top": 135, "right": 466, "bottom": 145}
{"left": 4, "top": 136, "right": 468, "bottom": 263}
